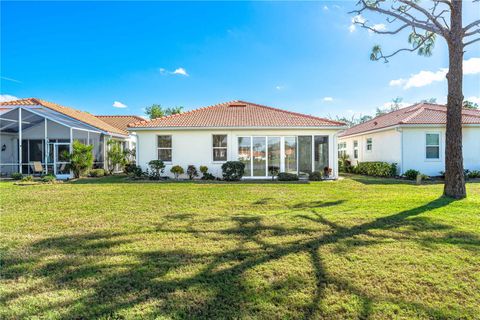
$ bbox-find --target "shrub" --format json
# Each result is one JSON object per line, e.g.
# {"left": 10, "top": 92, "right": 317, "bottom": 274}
{"left": 89, "top": 168, "right": 105, "bottom": 177}
{"left": 202, "top": 172, "right": 216, "bottom": 180}
{"left": 11, "top": 172, "right": 23, "bottom": 180}
{"left": 131, "top": 166, "right": 145, "bottom": 179}
{"left": 404, "top": 169, "right": 420, "bottom": 180}
{"left": 221, "top": 161, "right": 245, "bottom": 181}
{"left": 124, "top": 162, "right": 138, "bottom": 175}
{"left": 468, "top": 170, "right": 480, "bottom": 179}
{"left": 200, "top": 166, "right": 209, "bottom": 175}
{"left": 148, "top": 160, "right": 165, "bottom": 180}
{"left": 268, "top": 166, "right": 280, "bottom": 180}
{"left": 41, "top": 174, "right": 56, "bottom": 183}
{"left": 277, "top": 172, "right": 299, "bottom": 181}
{"left": 63, "top": 140, "right": 94, "bottom": 178}
{"left": 187, "top": 165, "right": 199, "bottom": 180}
{"left": 170, "top": 165, "right": 184, "bottom": 180}
{"left": 353, "top": 162, "right": 397, "bottom": 177}
{"left": 107, "top": 140, "right": 129, "bottom": 174}
{"left": 338, "top": 154, "right": 353, "bottom": 173}
{"left": 309, "top": 171, "right": 322, "bottom": 181}
{"left": 21, "top": 175, "right": 33, "bottom": 182}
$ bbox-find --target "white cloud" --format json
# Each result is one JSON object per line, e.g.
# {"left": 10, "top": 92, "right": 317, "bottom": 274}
{"left": 112, "top": 101, "right": 127, "bottom": 108}
{"left": 159, "top": 67, "right": 189, "bottom": 76}
{"left": 349, "top": 15, "right": 366, "bottom": 33}
{"left": 275, "top": 85, "right": 285, "bottom": 91}
{"left": 0, "top": 94, "right": 19, "bottom": 102}
{"left": 389, "top": 57, "right": 480, "bottom": 90}
{"left": 390, "top": 69, "right": 447, "bottom": 89}
{"left": 323, "top": 5, "right": 328, "bottom": 10}
{"left": 466, "top": 96, "right": 480, "bottom": 104}
{"left": 323, "top": 97, "right": 334, "bottom": 102}
{"left": 370, "top": 24, "right": 386, "bottom": 32}
{"left": 172, "top": 68, "right": 189, "bottom": 76}
{"left": 464, "top": 57, "right": 480, "bottom": 75}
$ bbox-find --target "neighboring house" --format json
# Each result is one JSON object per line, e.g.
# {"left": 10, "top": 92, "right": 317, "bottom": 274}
{"left": 127, "top": 100, "right": 346, "bottom": 179}
{"left": 0, "top": 98, "right": 135, "bottom": 178}
{"left": 338, "top": 103, "right": 480, "bottom": 176}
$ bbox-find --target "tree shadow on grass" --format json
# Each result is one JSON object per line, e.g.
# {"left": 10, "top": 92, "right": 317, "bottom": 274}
{"left": 2, "top": 196, "right": 477, "bottom": 319}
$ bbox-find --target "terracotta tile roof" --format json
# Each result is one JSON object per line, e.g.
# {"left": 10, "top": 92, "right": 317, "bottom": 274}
{"left": 128, "top": 100, "right": 346, "bottom": 129}
{"left": 340, "top": 103, "right": 480, "bottom": 137}
{"left": 96, "top": 115, "right": 145, "bottom": 132}
{"left": 0, "top": 98, "right": 128, "bottom": 136}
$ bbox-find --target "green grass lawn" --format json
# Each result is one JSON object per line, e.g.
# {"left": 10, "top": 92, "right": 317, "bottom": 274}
{"left": 1, "top": 176, "right": 479, "bottom": 319}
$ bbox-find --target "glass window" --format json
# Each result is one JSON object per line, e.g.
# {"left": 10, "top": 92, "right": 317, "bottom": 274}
{"left": 238, "top": 137, "right": 251, "bottom": 176}
{"left": 284, "top": 137, "right": 297, "bottom": 173}
{"left": 213, "top": 135, "right": 228, "bottom": 161}
{"left": 267, "top": 137, "right": 281, "bottom": 176}
{"left": 298, "top": 136, "right": 312, "bottom": 174}
{"left": 426, "top": 133, "right": 440, "bottom": 159}
{"left": 29, "top": 140, "right": 43, "bottom": 161}
{"left": 252, "top": 137, "right": 266, "bottom": 176}
{"left": 157, "top": 135, "right": 172, "bottom": 162}
{"left": 314, "top": 136, "right": 329, "bottom": 171}
{"left": 366, "top": 138, "right": 372, "bottom": 151}
{"left": 353, "top": 140, "right": 358, "bottom": 159}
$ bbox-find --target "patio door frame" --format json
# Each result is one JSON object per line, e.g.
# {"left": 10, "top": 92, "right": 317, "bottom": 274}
{"left": 48, "top": 142, "right": 71, "bottom": 179}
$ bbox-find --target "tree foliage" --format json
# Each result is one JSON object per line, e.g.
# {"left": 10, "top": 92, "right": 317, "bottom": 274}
{"left": 63, "top": 140, "right": 94, "bottom": 178}
{"left": 107, "top": 140, "right": 129, "bottom": 174}
{"left": 144, "top": 104, "right": 184, "bottom": 120}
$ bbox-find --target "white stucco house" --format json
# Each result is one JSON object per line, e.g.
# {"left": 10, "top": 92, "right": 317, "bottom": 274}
{"left": 0, "top": 98, "right": 141, "bottom": 178}
{"left": 338, "top": 103, "right": 480, "bottom": 176}
{"left": 128, "top": 100, "right": 347, "bottom": 179}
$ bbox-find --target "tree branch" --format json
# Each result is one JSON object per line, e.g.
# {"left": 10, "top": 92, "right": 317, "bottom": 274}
{"left": 351, "top": 0, "right": 443, "bottom": 35}
{"left": 398, "top": 0, "right": 449, "bottom": 36}
{"left": 464, "top": 37, "right": 480, "bottom": 46}
{"left": 464, "top": 20, "right": 480, "bottom": 32}
{"left": 465, "top": 28, "right": 480, "bottom": 37}
{"left": 371, "top": 32, "right": 436, "bottom": 62}
{"left": 357, "top": 21, "right": 410, "bottom": 35}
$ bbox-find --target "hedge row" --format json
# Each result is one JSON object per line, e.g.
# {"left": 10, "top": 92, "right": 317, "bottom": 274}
{"left": 353, "top": 162, "right": 398, "bottom": 177}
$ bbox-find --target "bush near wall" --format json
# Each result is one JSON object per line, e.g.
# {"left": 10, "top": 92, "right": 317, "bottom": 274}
{"left": 353, "top": 162, "right": 398, "bottom": 178}
{"left": 277, "top": 172, "right": 299, "bottom": 181}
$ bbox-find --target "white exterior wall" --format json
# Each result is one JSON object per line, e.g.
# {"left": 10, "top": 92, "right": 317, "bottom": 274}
{"left": 402, "top": 126, "right": 480, "bottom": 176}
{"left": 134, "top": 128, "right": 341, "bottom": 179}
{"left": 339, "top": 128, "right": 402, "bottom": 168}
{"left": 339, "top": 126, "right": 480, "bottom": 176}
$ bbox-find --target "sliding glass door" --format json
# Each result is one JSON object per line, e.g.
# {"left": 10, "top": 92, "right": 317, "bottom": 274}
{"left": 284, "top": 137, "right": 297, "bottom": 173}
{"left": 238, "top": 135, "right": 329, "bottom": 177}
{"left": 298, "top": 136, "right": 312, "bottom": 174}
{"left": 314, "top": 136, "right": 329, "bottom": 171}
{"left": 267, "top": 137, "right": 281, "bottom": 173}
{"left": 252, "top": 137, "right": 266, "bottom": 176}
{"left": 238, "top": 137, "right": 252, "bottom": 176}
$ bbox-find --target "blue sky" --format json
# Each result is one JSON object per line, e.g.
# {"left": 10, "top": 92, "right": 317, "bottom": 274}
{"left": 1, "top": 1, "right": 479, "bottom": 119}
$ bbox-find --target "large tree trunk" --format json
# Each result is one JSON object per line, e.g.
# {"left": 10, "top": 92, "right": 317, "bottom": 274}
{"left": 444, "top": 0, "right": 466, "bottom": 199}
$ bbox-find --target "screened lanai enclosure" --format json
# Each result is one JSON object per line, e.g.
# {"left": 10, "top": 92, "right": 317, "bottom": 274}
{"left": 0, "top": 106, "right": 107, "bottom": 179}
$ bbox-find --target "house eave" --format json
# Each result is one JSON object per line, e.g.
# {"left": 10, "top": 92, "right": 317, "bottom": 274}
{"left": 339, "top": 123, "right": 480, "bottom": 139}
{"left": 127, "top": 125, "right": 348, "bottom": 131}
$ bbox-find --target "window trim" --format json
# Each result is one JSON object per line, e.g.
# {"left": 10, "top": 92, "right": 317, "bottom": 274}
{"left": 425, "top": 132, "right": 441, "bottom": 161}
{"left": 156, "top": 134, "right": 172, "bottom": 163}
{"left": 366, "top": 138, "right": 373, "bottom": 152}
{"left": 353, "top": 140, "right": 358, "bottom": 159}
{"left": 212, "top": 134, "right": 228, "bottom": 163}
